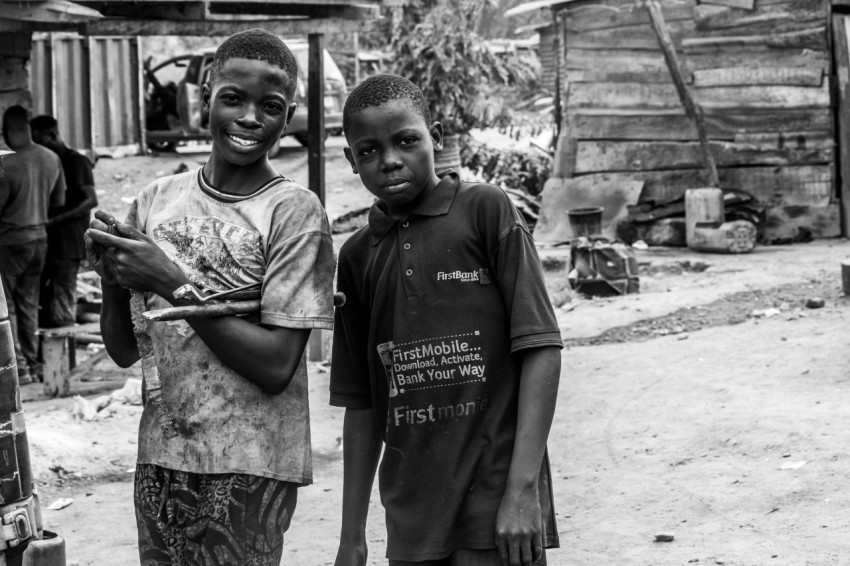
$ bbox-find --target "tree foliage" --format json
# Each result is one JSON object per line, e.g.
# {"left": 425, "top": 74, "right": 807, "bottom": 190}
{"left": 390, "top": 0, "right": 534, "bottom": 135}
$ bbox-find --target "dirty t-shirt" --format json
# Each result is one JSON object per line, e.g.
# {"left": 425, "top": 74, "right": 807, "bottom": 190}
{"left": 0, "top": 143, "right": 65, "bottom": 245}
{"left": 130, "top": 168, "right": 335, "bottom": 484}
{"left": 330, "top": 172, "right": 563, "bottom": 561}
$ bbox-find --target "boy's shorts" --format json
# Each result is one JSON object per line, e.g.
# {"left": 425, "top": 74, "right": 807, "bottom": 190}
{"left": 389, "top": 549, "right": 547, "bottom": 566}
{"left": 134, "top": 463, "right": 297, "bottom": 566}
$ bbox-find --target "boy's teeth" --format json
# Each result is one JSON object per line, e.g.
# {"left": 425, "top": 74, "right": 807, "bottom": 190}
{"left": 228, "top": 134, "right": 259, "bottom": 147}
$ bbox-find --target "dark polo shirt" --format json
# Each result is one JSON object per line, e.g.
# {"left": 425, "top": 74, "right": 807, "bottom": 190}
{"left": 330, "top": 172, "right": 563, "bottom": 561}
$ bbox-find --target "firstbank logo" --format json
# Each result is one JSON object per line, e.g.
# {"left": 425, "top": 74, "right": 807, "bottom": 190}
{"left": 436, "top": 268, "right": 490, "bottom": 284}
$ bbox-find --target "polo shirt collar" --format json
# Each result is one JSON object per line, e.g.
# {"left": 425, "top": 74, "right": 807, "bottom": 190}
{"left": 368, "top": 170, "right": 460, "bottom": 245}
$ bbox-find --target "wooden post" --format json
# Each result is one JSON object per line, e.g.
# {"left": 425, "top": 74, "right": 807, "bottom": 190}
{"left": 307, "top": 32, "right": 325, "bottom": 206}
{"left": 41, "top": 336, "right": 70, "bottom": 398}
{"left": 643, "top": 0, "right": 719, "bottom": 187}
{"left": 832, "top": 16, "right": 850, "bottom": 236}
{"left": 307, "top": 33, "right": 326, "bottom": 361}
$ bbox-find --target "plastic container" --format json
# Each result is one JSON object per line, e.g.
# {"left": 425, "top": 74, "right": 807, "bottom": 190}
{"left": 21, "top": 530, "right": 66, "bottom": 566}
{"left": 567, "top": 207, "right": 604, "bottom": 238}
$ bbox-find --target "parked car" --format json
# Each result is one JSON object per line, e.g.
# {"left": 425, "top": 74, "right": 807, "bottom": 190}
{"left": 144, "top": 41, "right": 347, "bottom": 155}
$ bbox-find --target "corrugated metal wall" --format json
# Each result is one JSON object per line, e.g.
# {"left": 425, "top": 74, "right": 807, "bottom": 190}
{"left": 29, "top": 33, "right": 141, "bottom": 156}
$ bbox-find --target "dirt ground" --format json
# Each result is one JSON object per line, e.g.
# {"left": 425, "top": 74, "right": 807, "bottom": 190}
{"left": 19, "top": 139, "right": 850, "bottom": 565}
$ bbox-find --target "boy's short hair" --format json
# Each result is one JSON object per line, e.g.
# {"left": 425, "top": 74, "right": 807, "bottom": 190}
{"left": 31, "top": 115, "right": 58, "bottom": 133}
{"left": 3, "top": 105, "right": 29, "bottom": 131}
{"left": 208, "top": 28, "right": 298, "bottom": 100}
{"left": 343, "top": 74, "right": 431, "bottom": 137}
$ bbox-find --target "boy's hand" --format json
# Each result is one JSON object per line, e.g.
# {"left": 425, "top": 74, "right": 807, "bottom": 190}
{"left": 86, "top": 210, "right": 188, "bottom": 297}
{"left": 495, "top": 484, "right": 544, "bottom": 566}
{"left": 85, "top": 214, "right": 119, "bottom": 286}
{"left": 334, "top": 540, "right": 367, "bottom": 566}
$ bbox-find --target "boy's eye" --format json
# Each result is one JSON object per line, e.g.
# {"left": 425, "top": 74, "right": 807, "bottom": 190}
{"left": 264, "top": 102, "right": 284, "bottom": 114}
{"left": 399, "top": 136, "right": 418, "bottom": 146}
{"left": 220, "top": 94, "right": 240, "bottom": 104}
{"left": 358, "top": 146, "right": 377, "bottom": 157}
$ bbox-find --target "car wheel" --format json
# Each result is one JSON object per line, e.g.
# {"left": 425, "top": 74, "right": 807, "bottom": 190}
{"left": 293, "top": 131, "right": 329, "bottom": 147}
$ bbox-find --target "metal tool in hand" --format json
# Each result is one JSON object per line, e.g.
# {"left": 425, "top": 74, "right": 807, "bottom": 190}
{"left": 144, "top": 282, "right": 346, "bottom": 322}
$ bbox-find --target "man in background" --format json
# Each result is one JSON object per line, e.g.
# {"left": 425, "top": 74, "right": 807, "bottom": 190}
{"left": 0, "top": 105, "right": 65, "bottom": 383}
{"left": 31, "top": 115, "right": 97, "bottom": 329}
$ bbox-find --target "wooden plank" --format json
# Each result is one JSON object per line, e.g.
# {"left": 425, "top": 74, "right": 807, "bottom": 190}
{"left": 573, "top": 165, "right": 834, "bottom": 206}
{"left": 693, "top": 66, "right": 823, "bottom": 87}
{"left": 565, "top": 20, "right": 695, "bottom": 50}
{"left": 565, "top": 69, "right": 679, "bottom": 84}
{"left": 566, "top": 49, "right": 671, "bottom": 75}
{"left": 644, "top": 0, "right": 718, "bottom": 186}
{"left": 570, "top": 109, "right": 834, "bottom": 140}
{"left": 567, "top": 82, "right": 831, "bottom": 110}
{"left": 684, "top": 44, "right": 830, "bottom": 72}
{"left": 733, "top": 130, "right": 833, "bottom": 150}
{"left": 694, "top": 2, "right": 828, "bottom": 35}
{"left": 575, "top": 140, "right": 833, "bottom": 173}
{"left": 0, "top": 0, "right": 101, "bottom": 23}
{"left": 832, "top": 14, "right": 850, "bottom": 235}
{"left": 564, "top": 0, "right": 695, "bottom": 32}
{"left": 82, "top": 17, "right": 369, "bottom": 36}
{"left": 683, "top": 27, "right": 828, "bottom": 50}
{"left": 205, "top": 2, "right": 378, "bottom": 18}
{"left": 763, "top": 204, "right": 841, "bottom": 242}
{"left": 702, "top": 0, "right": 755, "bottom": 9}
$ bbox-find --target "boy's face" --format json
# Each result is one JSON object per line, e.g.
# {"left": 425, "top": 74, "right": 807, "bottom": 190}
{"left": 344, "top": 100, "right": 443, "bottom": 219}
{"left": 31, "top": 127, "right": 60, "bottom": 153}
{"left": 203, "top": 57, "right": 296, "bottom": 167}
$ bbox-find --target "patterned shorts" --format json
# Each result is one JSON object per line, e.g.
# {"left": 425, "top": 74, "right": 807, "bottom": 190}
{"left": 134, "top": 464, "right": 298, "bottom": 566}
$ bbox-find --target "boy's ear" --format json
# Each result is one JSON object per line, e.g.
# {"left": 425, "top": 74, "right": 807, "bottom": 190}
{"left": 284, "top": 102, "right": 297, "bottom": 130}
{"left": 343, "top": 147, "right": 358, "bottom": 174}
{"left": 430, "top": 121, "right": 443, "bottom": 151}
{"left": 201, "top": 83, "right": 211, "bottom": 117}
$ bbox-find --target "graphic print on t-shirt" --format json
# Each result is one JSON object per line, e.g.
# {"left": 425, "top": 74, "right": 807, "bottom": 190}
{"left": 151, "top": 216, "right": 263, "bottom": 290}
{"left": 377, "top": 331, "right": 489, "bottom": 428}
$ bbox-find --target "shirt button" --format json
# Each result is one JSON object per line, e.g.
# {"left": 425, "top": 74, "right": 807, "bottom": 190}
{"left": 405, "top": 269, "right": 413, "bottom": 277}
{"left": 403, "top": 243, "right": 411, "bottom": 250}
{"left": 401, "top": 221, "right": 410, "bottom": 228}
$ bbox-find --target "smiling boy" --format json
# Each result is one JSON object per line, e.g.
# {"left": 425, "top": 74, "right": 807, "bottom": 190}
{"left": 86, "top": 29, "right": 335, "bottom": 565}
{"left": 330, "top": 74, "right": 562, "bottom": 566}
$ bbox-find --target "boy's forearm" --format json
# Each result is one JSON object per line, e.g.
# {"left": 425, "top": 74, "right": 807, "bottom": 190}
{"left": 339, "top": 407, "right": 382, "bottom": 544}
{"left": 100, "top": 283, "right": 140, "bottom": 367}
{"left": 505, "top": 346, "right": 561, "bottom": 492}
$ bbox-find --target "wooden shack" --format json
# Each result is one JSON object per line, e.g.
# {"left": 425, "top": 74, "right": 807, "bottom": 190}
{"left": 527, "top": 0, "right": 847, "bottom": 242}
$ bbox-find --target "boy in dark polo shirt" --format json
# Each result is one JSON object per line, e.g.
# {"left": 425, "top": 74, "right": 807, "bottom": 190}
{"left": 330, "top": 74, "right": 563, "bottom": 566}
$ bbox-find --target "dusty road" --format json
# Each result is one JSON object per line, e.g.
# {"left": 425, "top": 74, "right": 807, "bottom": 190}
{"left": 20, "top": 142, "right": 850, "bottom": 565}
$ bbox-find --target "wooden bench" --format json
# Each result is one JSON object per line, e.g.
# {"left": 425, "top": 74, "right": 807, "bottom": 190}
{"left": 37, "top": 323, "right": 103, "bottom": 397}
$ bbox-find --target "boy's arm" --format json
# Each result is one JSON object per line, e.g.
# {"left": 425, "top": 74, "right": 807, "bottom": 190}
{"left": 49, "top": 184, "right": 97, "bottom": 226}
{"left": 335, "top": 407, "right": 382, "bottom": 566}
{"left": 87, "top": 213, "right": 310, "bottom": 394}
{"left": 496, "top": 346, "right": 561, "bottom": 566}
{"left": 48, "top": 166, "right": 66, "bottom": 210}
{"left": 85, "top": 227, "right": 139, "bottom": 367}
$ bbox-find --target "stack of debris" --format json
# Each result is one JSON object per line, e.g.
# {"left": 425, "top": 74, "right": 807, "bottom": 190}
{"left": 616, "top": 190, "right": 765, "bottom": 247}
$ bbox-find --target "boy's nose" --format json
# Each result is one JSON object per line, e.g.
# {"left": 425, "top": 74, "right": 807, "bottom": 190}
{"left": 380, "top": 148, "right": 402, "bottom": 171}
{"left": 237, "top": 105, "right": 262, "bottom": 127}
